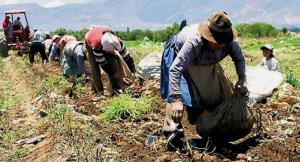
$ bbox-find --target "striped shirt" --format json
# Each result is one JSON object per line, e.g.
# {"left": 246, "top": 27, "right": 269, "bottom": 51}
{"left": 93, "top": 42, "right": 130, "bottom": 66}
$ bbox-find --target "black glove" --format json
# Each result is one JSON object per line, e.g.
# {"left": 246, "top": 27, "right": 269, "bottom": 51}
{"left": 235, "top": 77, "right": 249, "bottom": 96}
{"left": 235, "top": 76, "right": 246, "bottom": 89}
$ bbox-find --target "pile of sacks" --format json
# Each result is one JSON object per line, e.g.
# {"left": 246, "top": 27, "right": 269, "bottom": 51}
{"left": 269, "top": 83, "right": 300, "bottom": 111}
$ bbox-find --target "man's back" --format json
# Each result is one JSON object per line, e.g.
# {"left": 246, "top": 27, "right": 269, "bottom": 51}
{"left": 13, "top": 19, "right": 22, "bottom": 26}
{"left": 33, "top": 30, "right": 44, "bottom": 42}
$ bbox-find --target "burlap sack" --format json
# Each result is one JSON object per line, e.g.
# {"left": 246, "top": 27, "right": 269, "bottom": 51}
{"left": 113, "top": 51, "right": 135, "bottom": 82}
{"left": 187, "top": 63, "right": 255, "bottom": 142}
{"left": 196, "top": 86, "right": 256, "bottom": 142}
{"left": 187, "top": 63, "right": 234, "bottom": 108}
{"left": 164, "top": 63, "right": 234, "bottom": 133}
{"left": 105, "top": 52, "right": 135, "bottom": 95}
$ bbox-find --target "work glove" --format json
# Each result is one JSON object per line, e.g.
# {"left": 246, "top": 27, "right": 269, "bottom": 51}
{"left": 235, "top": 77, "right": 246, "bottom": 89}
{"left": 235, "top": 77, "right": 249, "bottom": 96}
{"left": 170, "top": 100, "right": 184, "bottom": 123}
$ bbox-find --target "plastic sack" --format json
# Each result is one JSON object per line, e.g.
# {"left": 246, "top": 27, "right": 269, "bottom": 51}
{"left": 246, "top": 66, "right": 283, "bottom": 102}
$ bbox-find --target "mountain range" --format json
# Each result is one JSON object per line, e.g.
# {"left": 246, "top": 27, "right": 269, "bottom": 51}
{"left": 1, "top": 0, "right": 299, "bottom": 31}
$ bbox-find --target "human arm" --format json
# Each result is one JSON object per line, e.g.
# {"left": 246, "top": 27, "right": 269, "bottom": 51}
{"left": 169, "top": 40, "right": 196, "bottom": 97}
{"left": 119, "top": 41, "right": 136, "bottom": 73}
{"left": 228, "top": 41, "right": 246, "bottom": 88}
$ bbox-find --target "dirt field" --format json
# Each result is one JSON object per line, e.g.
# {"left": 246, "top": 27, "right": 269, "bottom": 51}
{"left": 0, "top": 50, "right": 300, "bottom": 162}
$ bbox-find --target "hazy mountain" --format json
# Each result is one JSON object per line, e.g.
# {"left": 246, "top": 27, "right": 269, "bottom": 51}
{"left": 0, "top": 0, "right": 299, "bottom": 31}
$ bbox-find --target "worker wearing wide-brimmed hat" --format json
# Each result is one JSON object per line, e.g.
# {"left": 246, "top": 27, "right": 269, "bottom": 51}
{"left": 258, "top": 44, "right": 279, "bottom": 71}
{"left": 162, "top": 11, "right": 246, "bottom": 148}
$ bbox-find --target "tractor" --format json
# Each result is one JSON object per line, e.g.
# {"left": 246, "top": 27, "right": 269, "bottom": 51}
{"left": 1, "top": 9, "right": 31, "bottom": 56}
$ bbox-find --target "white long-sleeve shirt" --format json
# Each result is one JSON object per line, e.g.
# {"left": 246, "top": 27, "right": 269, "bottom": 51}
{"left": 33, "top": 30, "right": 44, "bottom": 42}
{"left": 258, "top": 57, "right": 280, "bottom": 72}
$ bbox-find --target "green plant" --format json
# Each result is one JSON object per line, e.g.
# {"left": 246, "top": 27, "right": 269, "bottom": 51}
{"left": 8, "top": 148, "right": 27, "bottom": 160}
{"left": 99, "top": 94, "right": 153, "bottom": 121}
{"left": 50, "top": 104, "right": 69, "bottom": 123}
{"left": 0, "top": 58, "right": 4, "bottom": 70}
{"left": 0, "top": 131, "right": 19, "bottom": 143}
{"left": 16, "top": 58, "right": 30, "bottom": 69}
{"left": 285, "top": 70, "right": 299, "bottom": 88}
{"left": 46, "top": 75, "right": 68, "bottom": 93}
{"left": 74, "top": 82, "right": 85, "bottom": 95}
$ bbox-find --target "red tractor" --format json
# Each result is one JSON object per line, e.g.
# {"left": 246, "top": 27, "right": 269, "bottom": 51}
{"left": 3, "top": 9, "right": 30, "bottom": 54}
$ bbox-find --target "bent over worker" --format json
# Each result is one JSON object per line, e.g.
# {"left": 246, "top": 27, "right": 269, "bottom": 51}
{"left": 85, "top": 25, "right": 137, "bottom": 94}
{"left": 49, "top": 35, "right": 77, "bottom": 61}
{"left": 161, "top": 11, "right": 246, "bottom": 148}
{"left": 60, "top": 41, "right": 86, "bottom": 77}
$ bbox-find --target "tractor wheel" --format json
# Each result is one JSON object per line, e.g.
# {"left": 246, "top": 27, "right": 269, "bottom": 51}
{"left": 0, "top": 31, "right": 9, "bottom": 57}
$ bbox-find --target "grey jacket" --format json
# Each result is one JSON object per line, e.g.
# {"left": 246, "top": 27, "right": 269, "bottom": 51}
{"left": 169, "top": 24, "right": 246, "bottom": 96}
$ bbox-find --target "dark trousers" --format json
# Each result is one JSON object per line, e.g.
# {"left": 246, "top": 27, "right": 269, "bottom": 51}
{"left": 86, "top": 44, "right": 104, "bottom": 93}
{"left": 29, "top": 43, "right": 47, "bottom": 63}
{"left": 85, "top": 44, "right": 121, "bottom": 94}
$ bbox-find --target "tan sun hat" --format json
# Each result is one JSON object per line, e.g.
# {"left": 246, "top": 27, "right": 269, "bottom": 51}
{"left": 52, "top": 35, "right": 61, "bottom": 42}
{"left": 198, "top": 11, "right": 237, "bottom": 44}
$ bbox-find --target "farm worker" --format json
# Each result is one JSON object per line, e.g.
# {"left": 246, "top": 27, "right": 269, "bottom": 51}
{"left": 29, "top": 28, "right": 47, "bottom": 64}
{"left": 85, "top": 25, "right": 137, "bottom": 94}
{"left": 2, "top": 16, "right": 12, "bottom": 38}
{"left": 59, "top": 41, "right": 86, "bottom": 77}
{"left": 49, "top": 35, "right": 77, "bottom": 60}
{"left": 48, "top": 35, "right": 60, "bottom": 60}
{"left": 32, "top": 28, "right": 44, "bottom": 41}
{"left": 13, "top": 16, "right": 23, "bottom": 30}
{"left": 161, "top": 11, "right": 246, "bottom": 147}
{"left": 43, "top": 32, "right": 53, "bottom": 57}
{"left": 258, "top": 44, "right": 280, "bottom": 72}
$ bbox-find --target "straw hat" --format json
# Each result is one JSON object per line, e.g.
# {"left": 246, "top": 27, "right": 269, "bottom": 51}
{"left": 52, "top": 35, "right": 61, "bottom": 42}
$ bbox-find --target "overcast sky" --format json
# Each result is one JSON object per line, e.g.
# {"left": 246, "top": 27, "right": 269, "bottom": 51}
{"left": 0, "top": 0, "right": 94, "bottom": 8}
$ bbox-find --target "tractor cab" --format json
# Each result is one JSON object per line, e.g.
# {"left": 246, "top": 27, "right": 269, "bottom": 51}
{"left": 4, "top": 9, "right": 30, "bottom": 46}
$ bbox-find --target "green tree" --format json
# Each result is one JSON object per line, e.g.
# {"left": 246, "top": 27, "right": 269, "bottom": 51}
{"left": 281, "top": 27, "right": 288, "bottom": 34}
{"left": 235, "top": 22, "right": 279, "bottom": 37}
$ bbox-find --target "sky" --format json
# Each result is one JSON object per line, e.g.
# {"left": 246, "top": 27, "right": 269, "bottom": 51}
{"left": 0, "top": 0, "right": 92, "bottom": 8}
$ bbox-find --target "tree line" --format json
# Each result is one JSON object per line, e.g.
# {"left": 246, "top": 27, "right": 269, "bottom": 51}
{"left": 51, "top": 22, "right": 293, "bottom": 42}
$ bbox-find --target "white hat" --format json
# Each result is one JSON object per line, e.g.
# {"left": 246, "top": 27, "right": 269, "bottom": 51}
{"left": 101, "top": 32, "right": 121, "bottom": 52}
{"left": 260, "top": 44, "right": 273, "bottom": 51}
